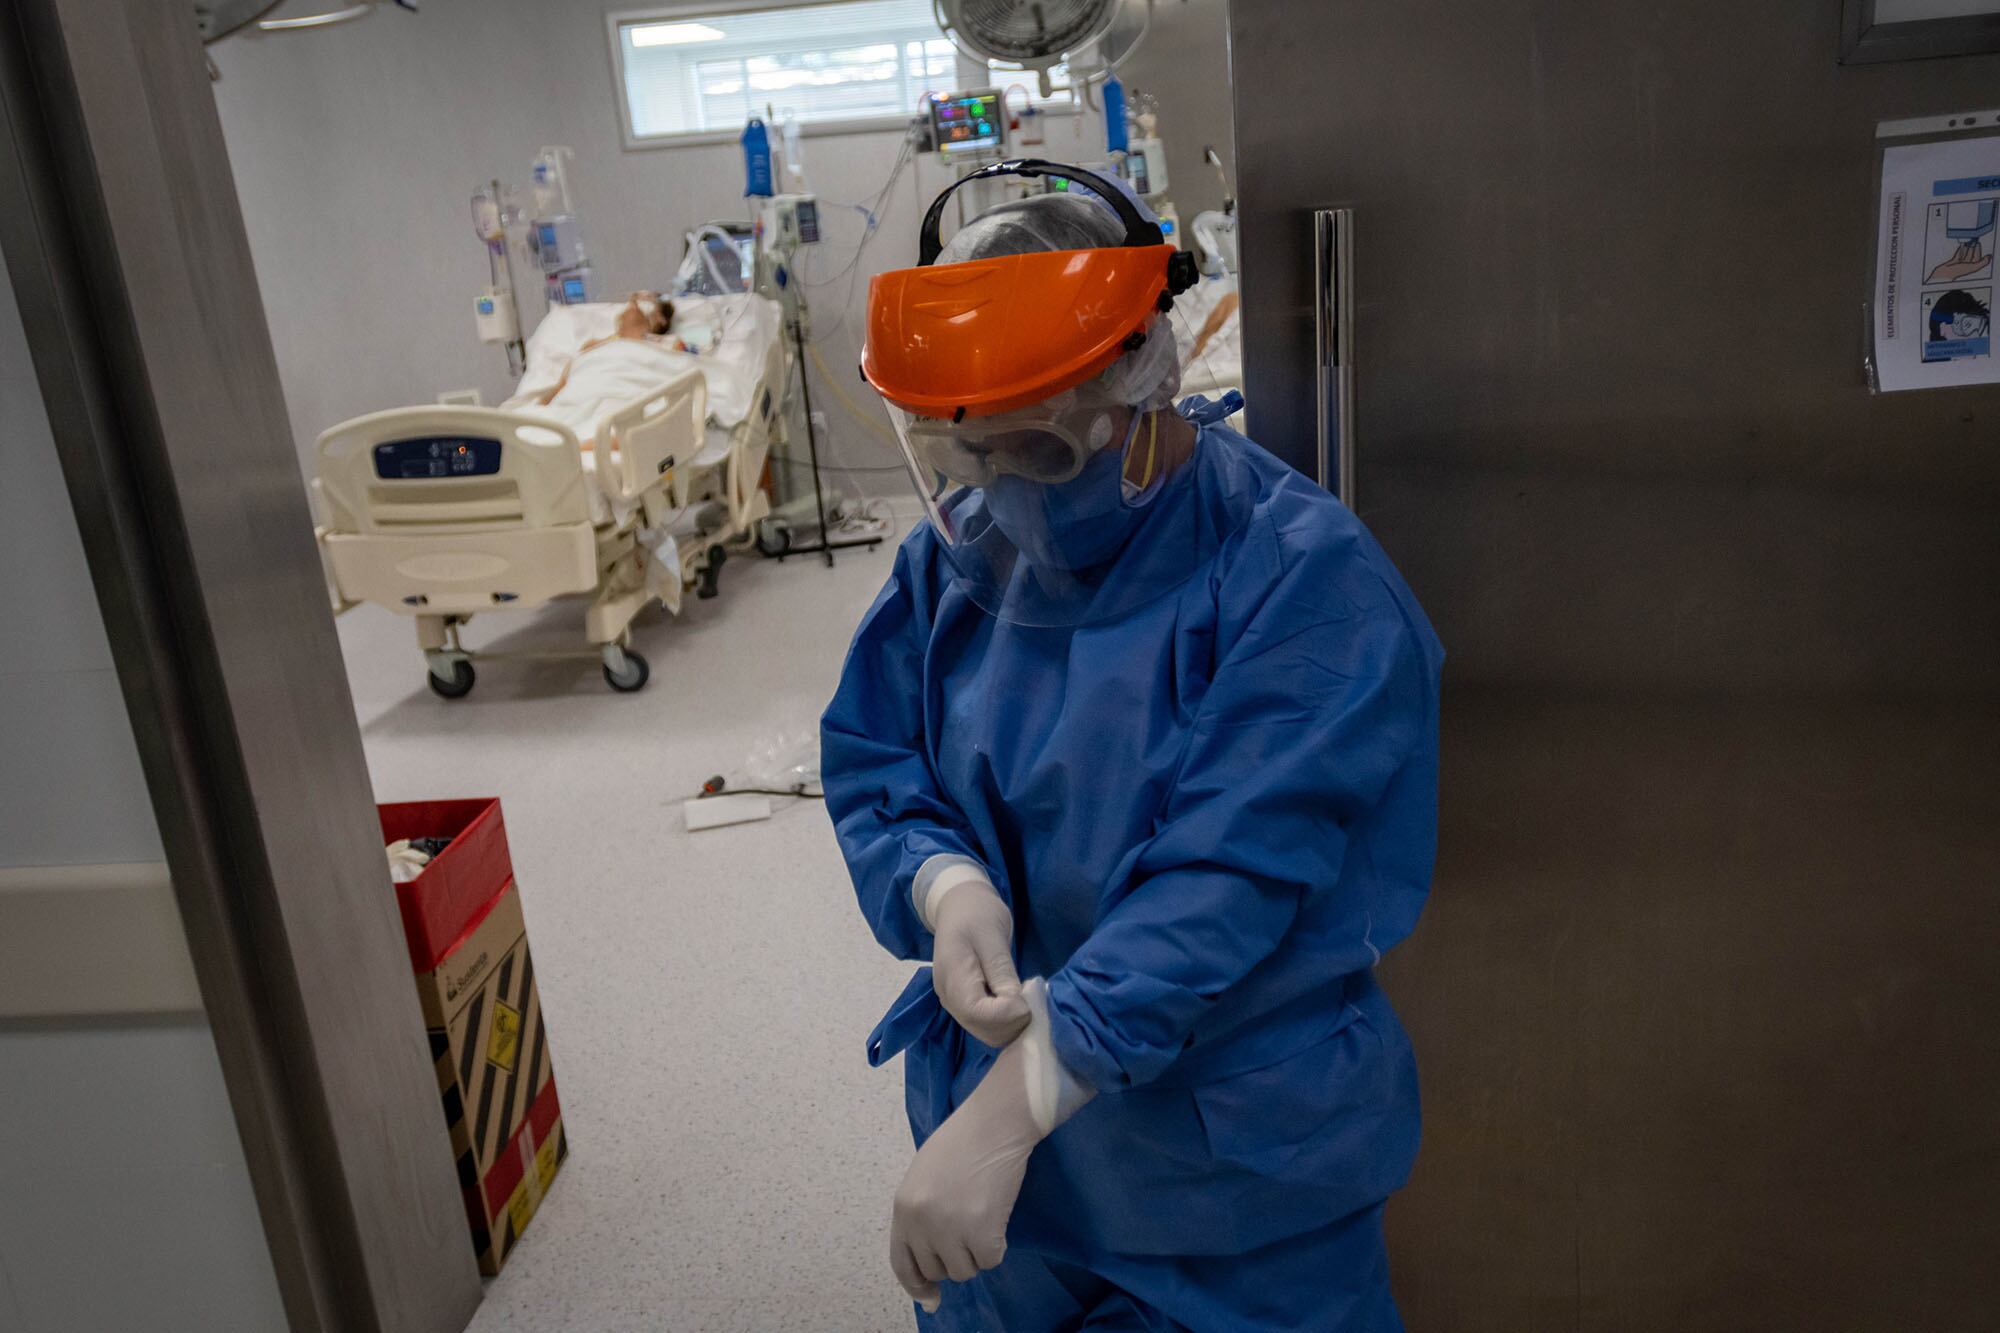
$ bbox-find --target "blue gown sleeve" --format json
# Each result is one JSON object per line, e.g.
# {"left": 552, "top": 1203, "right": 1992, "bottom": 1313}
{"left": 1044, "top": 520, "right": 1438, "bottom": 1091}
{"left": 821, "top": 538, "right": 988, "bottom": 962}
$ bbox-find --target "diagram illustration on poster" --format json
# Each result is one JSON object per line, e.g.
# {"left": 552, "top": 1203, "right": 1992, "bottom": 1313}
{"left": 1921, "top": 286, "right": 1992, "bottom": 362}
{"left": 1923, "top": 199, "right": 1996, "bottom": 282}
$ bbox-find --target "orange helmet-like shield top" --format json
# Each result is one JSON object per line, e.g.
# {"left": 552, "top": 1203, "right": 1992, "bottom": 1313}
{"left": 863, "top": 243, "right": 1176, "bottom": 421}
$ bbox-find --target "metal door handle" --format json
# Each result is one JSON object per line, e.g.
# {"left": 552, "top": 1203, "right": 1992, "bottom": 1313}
{"left": 1312, "top": 208, "right": 1356, "bottom": 504}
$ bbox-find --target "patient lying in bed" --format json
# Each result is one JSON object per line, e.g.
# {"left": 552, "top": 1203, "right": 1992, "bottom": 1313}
{"left": 502, "top": 291, "right": 780, "bottom": 452}
{"left": 503, "top": 293, "right": 697, "bottom": 446}
{"left": 530, "top": 293, "right": 674, "bottom": 405}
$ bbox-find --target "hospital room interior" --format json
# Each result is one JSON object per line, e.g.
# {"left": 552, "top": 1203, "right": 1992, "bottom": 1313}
{"left": 2, "top": 0, "right": 1996, "bottom": 1330}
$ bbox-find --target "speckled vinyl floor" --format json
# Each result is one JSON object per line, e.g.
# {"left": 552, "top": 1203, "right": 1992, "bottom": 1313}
{"left": 337, "top": 526, "right": 918, "bottom": 1332}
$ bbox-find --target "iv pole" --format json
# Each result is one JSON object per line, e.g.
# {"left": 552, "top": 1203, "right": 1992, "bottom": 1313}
{"left": 753, "top": 184, "right": 881, "bottom": 566}
{"left": 778, "top": 298, "right": 881, "bottom": 567}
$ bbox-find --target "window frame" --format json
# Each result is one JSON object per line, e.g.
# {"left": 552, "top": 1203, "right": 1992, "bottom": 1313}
{"left": 1840, "top": 0, "right": 2000, "bottom": 63}
{"left": 606, "top": 0, "right": 1075, "bottom": 150}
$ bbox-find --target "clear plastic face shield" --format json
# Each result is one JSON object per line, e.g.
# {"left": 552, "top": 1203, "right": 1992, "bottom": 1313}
{"left": 889, "top": 325, "right": 1209, "bottom": 626}
{"left": 866, "top": 160, "right": 1218, "bottom": 625}
{"left": 887, "top": 321, "right": 1182, "bottom": 534}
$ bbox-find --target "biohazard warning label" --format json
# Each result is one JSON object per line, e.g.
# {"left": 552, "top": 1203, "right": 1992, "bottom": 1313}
{"left": 488, "top": 1000, "right": 522, "bottom": 1072}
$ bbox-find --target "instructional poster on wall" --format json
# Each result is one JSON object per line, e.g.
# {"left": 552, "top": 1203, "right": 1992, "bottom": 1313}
{"left": 1874, "top": 133, "right": 2000, "bottom": 391}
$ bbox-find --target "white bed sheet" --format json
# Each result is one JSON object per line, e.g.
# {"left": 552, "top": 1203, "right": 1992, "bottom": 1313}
{"left": 508, "top": 293, "right": 781, "bottom": 434}
{"left": 506, "top": 339, "right": 696, "bottom": 444}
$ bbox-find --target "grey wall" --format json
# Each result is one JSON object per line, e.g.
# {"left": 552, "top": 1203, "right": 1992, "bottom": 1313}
{"left": 209, "top": 0, "right": 1104, "bottom": 489}
{"left": 0, "top": 239, "right": 286, "bottom": 1333}
{"left": 1106, "top": 0, "right": 1235, "bottom": 220}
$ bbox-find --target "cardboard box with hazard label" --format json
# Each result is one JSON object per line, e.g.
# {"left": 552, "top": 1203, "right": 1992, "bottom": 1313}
{"left": 382, "top": 798, "right": 566, "bottom": 1275}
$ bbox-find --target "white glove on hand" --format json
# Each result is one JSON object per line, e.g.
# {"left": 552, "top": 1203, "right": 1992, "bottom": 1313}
{"left": 890, "top": 1029, "right": 1041, "bottom": 1312}
{"left": 888, "top": 978, "right": 1095, "bottom": 1313}
{"left": 925, "top": 870, "right": 1031, "bottom": 1048}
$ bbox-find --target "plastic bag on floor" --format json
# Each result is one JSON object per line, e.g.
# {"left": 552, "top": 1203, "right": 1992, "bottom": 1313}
{"left": 636, "top": 527, "right": 684, "bottom": 615}
{"left": 741, "top": 726, "right": 821, "bottom": 797}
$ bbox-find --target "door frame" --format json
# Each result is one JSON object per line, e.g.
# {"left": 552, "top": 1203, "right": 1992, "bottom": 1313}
{"left": 0, "top": 3, "right": 482, "bottom": 1329}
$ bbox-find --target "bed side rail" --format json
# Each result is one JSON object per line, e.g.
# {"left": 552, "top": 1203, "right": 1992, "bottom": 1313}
{"left": 593, "top": 366, "right": 706, "bottom": 510}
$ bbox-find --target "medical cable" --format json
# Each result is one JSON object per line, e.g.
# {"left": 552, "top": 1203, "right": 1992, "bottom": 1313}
{"left": 801, "top": 122, "right": 920, "bottom": 304}
{"left": 825, "top": 497, "right": 897, "bottom": 542}
{"left": 695, "top": 775, "right": 823, "bottom": 800}
{"left": 806, "top": 341, "right": 901, "bottom": 448}
{"left": 775, "top": 342, "right": 906, "bottom": 478}
{"left": 684, "top": 223, "right": 744, "bottom": 297}
{"left": 769, "top": 352, "right": 904, "bottom": 531}
{"left": 802, "top": 130, "right": 916, "bottom": 288}
{"left": 796, "top": 126, "right": 922, "bottom": 347}
{"left": 802, "top": 124, "right": 920, "bottom": 295}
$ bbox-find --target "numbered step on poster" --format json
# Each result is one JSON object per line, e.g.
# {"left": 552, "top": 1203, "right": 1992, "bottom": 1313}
{"left": 1920, "top": 286, "right": 1992, "bottom": 363}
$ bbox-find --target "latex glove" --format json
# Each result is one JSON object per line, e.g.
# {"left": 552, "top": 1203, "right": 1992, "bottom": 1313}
{"left": 384, "top": 839, "right": 431, "bottom": 884}
{"left": 924, "top": 868, "right": 1031, "bottom": 1048}
{"left": 889, "top": 978, "right": 1094, "bottom": 1313}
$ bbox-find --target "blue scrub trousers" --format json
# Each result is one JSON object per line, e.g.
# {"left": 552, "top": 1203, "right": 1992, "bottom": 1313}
{"left": 914, "top": 1202, "right": 1402, "bottom": 1333}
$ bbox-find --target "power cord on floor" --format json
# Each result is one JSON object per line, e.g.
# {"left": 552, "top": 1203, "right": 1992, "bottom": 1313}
{"left": 826, "top": 497, "right": 896, "bottom": 543}
{"left": 697, "top": 775, "right": 824, "bottom": 800}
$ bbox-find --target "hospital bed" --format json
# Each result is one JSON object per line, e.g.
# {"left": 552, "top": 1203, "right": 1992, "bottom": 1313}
{"left": 315, "top": 293, "right": 786, "bottom": 697}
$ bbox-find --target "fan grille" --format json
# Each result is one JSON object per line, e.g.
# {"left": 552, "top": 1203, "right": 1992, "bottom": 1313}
{"left": 950, "top": 0, "right": 1118, "bottom": 62}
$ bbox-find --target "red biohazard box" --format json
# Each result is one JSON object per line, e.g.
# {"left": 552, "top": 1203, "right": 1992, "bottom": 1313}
{"left": 380, "top": 798, "right": 566, "bottom": 1275}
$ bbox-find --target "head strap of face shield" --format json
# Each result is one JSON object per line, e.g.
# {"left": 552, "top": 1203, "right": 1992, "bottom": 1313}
{"left": 915, "top": 158, "right": 1201, "bottom": 299}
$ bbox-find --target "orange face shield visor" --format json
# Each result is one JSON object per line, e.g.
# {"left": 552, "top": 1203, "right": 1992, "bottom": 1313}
{"left": 863, "top": 244, "right": 1177, "bottom": 419}
{"left": 859, "top": 158, "right": 1199, "bottom": 422}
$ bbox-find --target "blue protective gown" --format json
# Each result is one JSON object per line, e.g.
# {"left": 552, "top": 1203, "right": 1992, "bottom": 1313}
{"left": 822, "top": 397, "right": 1444, "bottom": 1332}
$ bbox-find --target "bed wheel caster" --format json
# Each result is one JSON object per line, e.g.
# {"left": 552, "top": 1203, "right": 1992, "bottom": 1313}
{"left": 427, "top": 660, "right": 476, "bottom": 699}
{"left": 697, "top": 544, "right": 726, "bottom": 599}
{"left": 602, "top": 649, "right": 650, "bottom": 693}
{"left": 755, "top": 518, "right": 792, "bottom": 558}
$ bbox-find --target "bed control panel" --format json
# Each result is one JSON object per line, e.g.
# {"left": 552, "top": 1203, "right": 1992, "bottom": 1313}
{"left": 374, "top": 436, "right": 504, "bottom": 480}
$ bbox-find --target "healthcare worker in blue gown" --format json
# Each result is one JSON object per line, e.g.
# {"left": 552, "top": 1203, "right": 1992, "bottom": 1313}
{"left": 822, "top": 160, "right": 1443, "bottom": 1333}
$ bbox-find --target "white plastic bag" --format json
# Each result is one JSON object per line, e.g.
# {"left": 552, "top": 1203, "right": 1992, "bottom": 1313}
{"left": 740, "top": 726, "right": 821, "bottom": 796}
{"left": 636, "top": 527, "right": 683, "bottom": 614}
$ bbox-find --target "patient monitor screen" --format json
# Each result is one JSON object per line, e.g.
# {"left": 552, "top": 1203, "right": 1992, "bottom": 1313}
{"left": 374, "top": 436, "right": 504, "bottom": 480}
{"left": 930, "top": 90, "right": 1003, "bottom": 154}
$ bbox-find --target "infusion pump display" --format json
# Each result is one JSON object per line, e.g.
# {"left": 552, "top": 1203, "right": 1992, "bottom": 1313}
{"left": 374, "top": 436, "right": 504, "bottom": 479}
{"left": 930, "top": 90, "right": 1004, "bottom": 154}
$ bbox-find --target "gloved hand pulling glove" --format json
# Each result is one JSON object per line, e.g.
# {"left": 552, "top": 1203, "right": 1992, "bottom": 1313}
{"left": 919, "top": 860, "right": 1031, "bottom": 1047}
{"left": 890, "top": 977, "right": 1095, "bottom": 1313}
